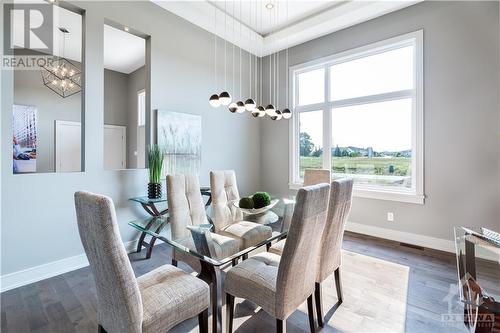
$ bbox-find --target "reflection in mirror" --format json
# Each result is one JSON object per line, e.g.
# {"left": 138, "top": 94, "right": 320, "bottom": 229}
{"left": 13, "top": 4, "right": 83, "bottom": 173}
{"left": 103, "top": 23, "right": 147, "bottom": 170}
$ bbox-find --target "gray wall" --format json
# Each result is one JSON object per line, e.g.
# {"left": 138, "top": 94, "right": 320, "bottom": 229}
{"left": 1, "top": 1, "right": 261, "bottom": 275}
{"left": 260, "top": 1, "right": 500, "bottom": 241}
{"left": 103, "top": 69, "right": 129, "bottom": 127}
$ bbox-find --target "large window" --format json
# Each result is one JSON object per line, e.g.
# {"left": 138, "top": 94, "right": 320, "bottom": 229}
{"left": 290, "top": 31, "right": 424, "bottom": 203}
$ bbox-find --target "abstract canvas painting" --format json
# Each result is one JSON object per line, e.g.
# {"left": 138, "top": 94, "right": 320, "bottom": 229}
{"left": 157, "top": 110, "right": 201, "bottom": 177}
{"left": 12, "top": 104, "right": 37, "bottom": 174}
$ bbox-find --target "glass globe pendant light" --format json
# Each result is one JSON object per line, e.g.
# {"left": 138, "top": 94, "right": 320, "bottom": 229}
{"left": 228, "top": 102, "right": 238, "bottom": 113}
{"left": 209, "top": 94, "right": 220, "bottom": 107}
{"left": 265, "top": 104, "right": 276, "bottom": 116}
{"left": 219, "top": 91, "right": 231, "bottom": 105}
{"left": 281, "top": 108, "right": 292, "bottom": 119}
{"left": 271, "top": 110, "right": 282, "bottom": 121}
{"left": 256, "top": 106, "right": 266, "bottom": 117}
{"left": 244, "top": 98, "right": 256, "bottom": 111}
{"left": 236, "top": 101, "right": 245, "bottom": 113}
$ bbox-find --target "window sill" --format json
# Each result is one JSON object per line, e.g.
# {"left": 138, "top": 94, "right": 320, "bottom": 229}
{"left": 288, "top": 182, "right": 425, "bottom": 204}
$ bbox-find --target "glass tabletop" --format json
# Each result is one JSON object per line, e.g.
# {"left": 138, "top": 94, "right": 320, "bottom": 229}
{"left": 129, "top": 198, "right": 292, "bottom": 267}
{"left": 454, "top": 226, "right": 500, "bottom": 315}
{"left": 129, "top": 186, "right": 211, "bottom": 205}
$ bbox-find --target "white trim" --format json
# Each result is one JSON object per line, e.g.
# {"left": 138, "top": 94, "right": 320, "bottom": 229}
{"left": 289, "top": 181, "right": 424, "bottom": 204}
{"left": 151, "top": 0, "right": 423, "bottom": 57}
{"left": 0, "top": 240, "right": 138, "bottom": 293}
{"left": 346, "top": 222, "right": 499, "bottom": 263}
{"left": 346, "top": 221, "right": 455, "bottom": 253}
{"left": 289, "top": 30, "right": 424, "bottom": 203}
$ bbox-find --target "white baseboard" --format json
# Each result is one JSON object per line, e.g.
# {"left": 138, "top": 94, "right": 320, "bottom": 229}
{"left": 346, "top": 221, "right": 456, "bottom": 253}
{"left": 0, "top": 240, "right": 138, "bottom": 293}
{"left": 346, "top": 222, "right": 499, "bottom": 263}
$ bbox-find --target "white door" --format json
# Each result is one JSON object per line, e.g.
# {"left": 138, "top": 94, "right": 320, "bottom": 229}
{"left": 104, "top": 125, "right": 127, "bottom": 169}
{"left": 55, "top": 120, "right": 81, "bottom": 172}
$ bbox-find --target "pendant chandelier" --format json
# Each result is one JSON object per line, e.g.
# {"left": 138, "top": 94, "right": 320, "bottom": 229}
{"left": 41, "top": 27, "right": 82, "bottom": 98}
{"left": 208, "top": 0, "right": 291, "bottom": 121}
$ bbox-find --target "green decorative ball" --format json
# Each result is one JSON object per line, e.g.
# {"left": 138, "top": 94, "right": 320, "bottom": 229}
{"left": 252, "top": 192, "right": 271, "bottom": 209}
{"left": 239, "top": 197, "right": 254, "bottom": 209}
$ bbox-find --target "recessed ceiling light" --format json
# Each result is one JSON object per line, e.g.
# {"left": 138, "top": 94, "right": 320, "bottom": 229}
{"left": 124, "top": 26, "right": 129, "bottom": 32}
{"left": 265, "top": 3, "right": 274, "bottom": 10}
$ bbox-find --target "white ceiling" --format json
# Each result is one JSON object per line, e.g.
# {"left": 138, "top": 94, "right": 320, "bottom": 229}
{"left": 103, "top": 25, "right": 145, "bottom": 74}
{"left": 210, "top": 1, "right": 344, "bottom": 36}
{"left": 154, "top": 0, "right": 423, "bottom": 57}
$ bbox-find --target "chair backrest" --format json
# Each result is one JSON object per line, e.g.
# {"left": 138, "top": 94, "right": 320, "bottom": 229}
{"left": 316, "top": 178, "right": 353, "bottom": 282}
{"left": 167, "top": 174, "right": 208, "bottom": 239}
{"left": 210, "top": 170, "right": 243, "bottom": 231}
{"left": 280, "top": 169, "right": 331, "bottom": 233}
{"left": 304, "top": 169, "right": 331, "bottom": 186}
{"left": 275, "top": 183, "right": 330, "bottom": 319}
{"left": 74, "top": 191, "right": 142, "bottom": 332}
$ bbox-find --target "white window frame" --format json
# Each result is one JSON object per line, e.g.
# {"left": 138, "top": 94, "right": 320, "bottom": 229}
{"left": 137, "top": 89, "right": 146, "bottom": 127}
{"left": 288, "top": 30, "right": 424, "bottom": 204}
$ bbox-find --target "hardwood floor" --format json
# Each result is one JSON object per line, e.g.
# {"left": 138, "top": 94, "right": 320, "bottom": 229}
{"left": 1, "top": 232, "right": 490, "bottom": 333}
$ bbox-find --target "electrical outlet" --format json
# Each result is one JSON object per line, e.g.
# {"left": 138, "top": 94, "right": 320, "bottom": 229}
{"left": 387, "top": 212, "right": 394, "bottom": 222}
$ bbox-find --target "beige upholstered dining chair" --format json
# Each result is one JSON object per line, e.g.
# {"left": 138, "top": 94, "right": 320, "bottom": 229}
{"left": 167, "top": 174, "right": 239, "bottom": 272}
{"left": 225, "top": 183, "right": 331, "bottom": 333}
{"left": 270, "top": 178, "right": 353, "bottom": 327}
{"left": 210, "top": 170, "right": 272, "bottom": 251}
{"left": 279, "top": 169, "right": 331, "bottom": 240}
{"left": 74, "top": 191, "right": 210, "bottom": 333}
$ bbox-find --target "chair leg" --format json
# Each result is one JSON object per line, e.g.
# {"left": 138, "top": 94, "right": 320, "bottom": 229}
{"left": 198, "top": 308, "right": 209, "bottom": 333}
{"left": 226, "top": 293, "right": 235, "bottom": 333}
{"left": 307, "top": 294, "right": 317, "bottom": 333}
{"left": 276, "top": 319, "right": 286, "bottom": 333}
{"left": 334, "top": 267, "right": 343, "bottom": 303}
{"left": 314, "top": 282, "right": 324, "bottom": 327}
{"left": 98, "top": 325, "right": 107, "bottom": 333}
{"left": 266, "top": 243, "right": 271, "bottom": 251}
{"left": 242, "top": 253, "right": 248, "bottom": 260}
{"left": 171, "top": 259, "right": 178, "bottom": 267}
{"left": 232, "top": 258, "right": 238, "bottom": 266}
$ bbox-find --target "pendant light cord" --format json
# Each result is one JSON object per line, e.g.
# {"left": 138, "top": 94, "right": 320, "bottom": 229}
{"left": 224, "top": 0, "right": 227, "bottom": 90}
{"left": 214, "top": 3, "right": 217, "bottom": 91}
{"left": 232, "top": 0, "right": 235, "bottom": 97}
{"left": 239, "top": 0, "right": 242, "bottom": 101}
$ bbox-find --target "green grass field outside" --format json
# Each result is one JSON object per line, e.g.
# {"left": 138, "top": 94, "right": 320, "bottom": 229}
{"left": 299, "top": 156, "right": 411, "bottom": 178}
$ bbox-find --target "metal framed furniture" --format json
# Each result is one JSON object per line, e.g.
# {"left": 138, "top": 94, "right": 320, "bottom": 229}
{"left": 129, "top": 198, "right": 289, "bottom": 333}
{"left": 454, "top": 227, "right": 500, "bottom": 333}
{"left": 130, "top": 187, "right": 211, "bottom": 259}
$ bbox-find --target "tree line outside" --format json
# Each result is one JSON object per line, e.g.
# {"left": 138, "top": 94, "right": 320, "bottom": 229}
{"left": 299, "top": 132, "right": 411, "bottom": 178}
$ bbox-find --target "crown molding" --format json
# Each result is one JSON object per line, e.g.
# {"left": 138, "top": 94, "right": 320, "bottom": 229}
{"left": 152, "top": 0, "right": 423, "bottom": 57}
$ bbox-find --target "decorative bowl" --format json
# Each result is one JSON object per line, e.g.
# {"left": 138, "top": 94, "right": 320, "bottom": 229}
{"left": 233, "top": 199, "right": 279, "bottom": 215}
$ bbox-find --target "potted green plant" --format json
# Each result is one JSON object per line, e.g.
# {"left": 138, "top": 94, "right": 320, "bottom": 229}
{"left": 147, "top": 144, "right": 164, "bottom": 199}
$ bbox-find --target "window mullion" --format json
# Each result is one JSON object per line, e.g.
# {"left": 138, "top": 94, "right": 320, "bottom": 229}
{"left": 323, "top": 65, "right": 332, "bottom": 174}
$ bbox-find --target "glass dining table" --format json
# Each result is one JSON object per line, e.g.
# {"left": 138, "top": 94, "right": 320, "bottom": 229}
{"left": 129, "top": 199, "right": 294, "bottom": 333}
{"left": 454, "top": 227, "right": 500, "bottom": 332}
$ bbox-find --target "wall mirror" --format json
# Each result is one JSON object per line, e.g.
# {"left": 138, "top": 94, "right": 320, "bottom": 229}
{"left": 12, "top": 4, "right": 84, "bottom": 174}
{"left": 103, "top": 22, "right": 149, "bottom": 170}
